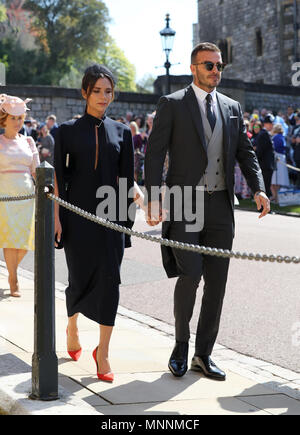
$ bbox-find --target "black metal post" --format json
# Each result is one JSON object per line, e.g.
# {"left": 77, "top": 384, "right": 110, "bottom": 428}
{"left": 165, "top": 57, "right": 171, "bottom": 95}
{"left": 160, "top": 14, "right": 175, "bottom": 96}
{"left": 30, "top": 162, "right": 58, "bottom": 401}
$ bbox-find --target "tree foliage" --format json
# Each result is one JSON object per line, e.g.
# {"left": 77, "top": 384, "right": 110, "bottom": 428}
{"left": 59, "top": 36, "right": 137, "bottom": 92}
{"left": 0, "top": 0, "right": 138, "bottom": 91}
{"left": 0, "top": 2, "right": 6, "bottom": 23}
{"left": 23, "top": 0, "right": 111, "bottom": 83}
{"left": 136, "top": 74, "right": 156, "bottom": 94}
{"left": 98, "top": 36, "right": 136, "bottom": 92}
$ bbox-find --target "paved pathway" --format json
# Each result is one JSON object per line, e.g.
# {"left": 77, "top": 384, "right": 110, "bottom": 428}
{"left": 0, "top": 264, "right": 299, "bottom": 415}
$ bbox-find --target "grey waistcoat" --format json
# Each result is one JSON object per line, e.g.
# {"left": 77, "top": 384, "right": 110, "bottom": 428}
{"left": 198, "top": 101, "right": 226, "bottom": 192}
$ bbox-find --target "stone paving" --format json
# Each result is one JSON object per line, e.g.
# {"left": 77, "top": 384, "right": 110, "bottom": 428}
{"left": 0, "top": 263, "right": 299, "bottom": 415}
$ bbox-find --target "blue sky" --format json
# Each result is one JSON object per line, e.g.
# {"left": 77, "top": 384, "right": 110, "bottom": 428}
{"left": 103, "top": 0, "right": 198, "bottom": 81}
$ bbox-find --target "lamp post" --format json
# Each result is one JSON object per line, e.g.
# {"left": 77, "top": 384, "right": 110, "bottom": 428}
{"left": 160, "top": 13, "right": 176, "bottom": 95}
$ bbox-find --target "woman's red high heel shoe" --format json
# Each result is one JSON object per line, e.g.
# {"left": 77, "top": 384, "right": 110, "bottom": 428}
{"left": 92, "top": 347, "right": 114, "bottom": 382}
{"left": 66, "top": 328, "right": 82, "bottom": 361}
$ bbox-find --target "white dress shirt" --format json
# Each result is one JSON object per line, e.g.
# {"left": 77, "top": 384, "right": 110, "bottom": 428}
{"left": 191, "top": 82, "right": 218, "bottom": 120}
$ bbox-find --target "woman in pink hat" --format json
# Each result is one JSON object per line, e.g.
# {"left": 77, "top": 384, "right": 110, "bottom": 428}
{"left": 0, "top": 94, "right": 40, "bottom": 297}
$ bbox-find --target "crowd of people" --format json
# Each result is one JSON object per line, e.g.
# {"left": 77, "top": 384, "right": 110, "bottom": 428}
{"left": 236, "top": 106, "right": 300, "bottom": 203}
{"left": 11, "top": 104, "right": 300, "bottom": 204}
{"left": 112, "top": 105, "right": 300, "bottom": 203}
{"left": 17, "top": 114, "right": 58, "bottom": 166}
{"left": 115, "top": 111, "right": 156, "bottom": 185}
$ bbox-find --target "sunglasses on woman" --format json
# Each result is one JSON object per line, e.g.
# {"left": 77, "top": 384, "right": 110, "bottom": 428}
{"left": 193, "top": 61, "right": 227, "bottom": 72}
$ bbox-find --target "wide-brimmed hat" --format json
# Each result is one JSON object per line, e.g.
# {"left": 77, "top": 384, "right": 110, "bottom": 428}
{"left": 0, "top": 94, "right": 32, "bottom": 116}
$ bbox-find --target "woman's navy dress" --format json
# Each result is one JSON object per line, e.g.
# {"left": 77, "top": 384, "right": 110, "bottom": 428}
{"left": 54, "top": 113, "right": 135, "bottom": 325}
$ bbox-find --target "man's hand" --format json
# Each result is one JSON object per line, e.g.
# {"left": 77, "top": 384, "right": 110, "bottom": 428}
{"left": 254, "top": 191, "right": 270, "bottom": 219}
{"left": 146, "top": 200, "right": 168, "bottom": 226}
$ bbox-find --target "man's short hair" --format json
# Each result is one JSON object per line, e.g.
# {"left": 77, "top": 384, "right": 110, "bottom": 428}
{"left": 191, "top": 42, "right": 221, "bottom": 64}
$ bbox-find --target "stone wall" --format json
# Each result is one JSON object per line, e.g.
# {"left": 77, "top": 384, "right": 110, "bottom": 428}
{"left": 242, "top": 81, "right": 300, "bottom": 112}
{"left": 154, "top": 76, "right": 300, "bottom": 112}
{"left": 1, "top": 85, "right": 159, "bottom": 124}
{"left": 3, "top": 76, "right": 300, "bottom": 126}
{"left": 219, "top": 79, "right": 300, "bottom": 112}
{"left": 195, "top": 0, "right": 300, "bottom": 86}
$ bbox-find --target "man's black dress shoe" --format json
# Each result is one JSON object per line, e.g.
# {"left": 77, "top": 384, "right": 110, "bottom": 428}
{"left": 168, "top": 342, "right": 188, "bottom": 377}
{"left": 191, "top": 355, "right": 226, "bottom": 380}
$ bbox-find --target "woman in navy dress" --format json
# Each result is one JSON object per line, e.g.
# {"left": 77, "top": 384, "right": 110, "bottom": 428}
{"left": 54, "top": 65, "right": 135, "bottom": 382}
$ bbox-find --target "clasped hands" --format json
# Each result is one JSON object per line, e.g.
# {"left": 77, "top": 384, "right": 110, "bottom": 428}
{"left": 146, "top": 201, "right": 168, "bottom": 226}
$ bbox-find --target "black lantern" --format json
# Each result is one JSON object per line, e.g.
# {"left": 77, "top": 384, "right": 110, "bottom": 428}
{"left": 160, "top": 14, "right": 176, "bottom": 94}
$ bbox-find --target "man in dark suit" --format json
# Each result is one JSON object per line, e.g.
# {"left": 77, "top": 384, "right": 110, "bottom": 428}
{"left": 255, "top": 114, "right": 275, "bottom": 198}
{"left": 144, "top": 42, "right": 270, "bottom": 380}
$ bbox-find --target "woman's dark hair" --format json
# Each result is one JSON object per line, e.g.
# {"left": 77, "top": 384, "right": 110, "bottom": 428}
{"left": 81, "top": 64, "right": 116, "bottom": 100}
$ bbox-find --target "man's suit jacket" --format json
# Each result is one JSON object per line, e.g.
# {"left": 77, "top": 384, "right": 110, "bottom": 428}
{"left": 144, "top": 85, "right": 265, "bottom": 277}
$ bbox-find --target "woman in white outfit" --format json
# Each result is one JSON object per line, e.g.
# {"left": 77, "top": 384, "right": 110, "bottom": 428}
{"left": 0, "top": 95, "right": 39, "bottom": 297}
{"left": 271, "top": 124, "right": 290, "bottom": 204}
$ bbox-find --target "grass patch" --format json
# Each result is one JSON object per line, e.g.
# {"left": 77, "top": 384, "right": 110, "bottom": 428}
{"left": 0, "top": 408, "right": 8, "bottom": 415}
{"left": 236, "top": 199, "right": 300, "bottom": 215}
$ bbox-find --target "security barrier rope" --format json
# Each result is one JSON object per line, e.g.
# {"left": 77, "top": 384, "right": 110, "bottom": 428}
{"left": 277, "top": 158, "right": 300, "bottom": 172}
{"left": 0, "top": 192, "right": 299, "bottom": 265}
{"left": 46, "top": 193, "right": 300, "bottom": 265}
{"left": 0, "top": 193, "right": 35, "bottom": 202}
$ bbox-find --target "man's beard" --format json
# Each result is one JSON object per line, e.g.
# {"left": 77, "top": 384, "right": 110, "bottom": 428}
{"left": 196, "top": 72, "right": 220, "bottom": 89}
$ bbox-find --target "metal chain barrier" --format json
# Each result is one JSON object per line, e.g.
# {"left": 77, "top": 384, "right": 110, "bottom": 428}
{"left": 276, "top": 157, "right": 300, "bottom": 172}
{"left": 0, "top": 191, "right": 299, "bottom": 264}
{"left": 0, "top": 193, "right": 35, "bottom": 202}
{"left": 46, "top": 192, "right": 300, "bottom": 265}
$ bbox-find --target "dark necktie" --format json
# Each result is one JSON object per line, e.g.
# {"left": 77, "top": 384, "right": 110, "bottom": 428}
{"left": 206, "top": 94, "right": 216, "bottom": 131}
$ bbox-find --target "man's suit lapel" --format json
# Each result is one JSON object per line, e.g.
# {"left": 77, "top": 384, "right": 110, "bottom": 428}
{"left": 184, "top": 85, "right": 207, "bottom": 153}
{"left": 216, "top": 92, "right": 230, "bottom": 155}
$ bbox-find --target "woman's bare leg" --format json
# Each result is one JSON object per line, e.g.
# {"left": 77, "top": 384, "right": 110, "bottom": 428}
{"left": 274, "top": 185, "right": 280, "bottom": 204}
{"left": 271, "top": 185, "right": 280, "bottom": 203}
{"left": 67, "top": 313, "right": 81, "bottom": 351}
{"left": 3, "top": 248, "right": 20, "bottom": 296}
{"left": 17, "top": 249, "right": 27, "bottom": 266}
{"left": 97, "top": 325, "right": 113, "bottom": 374}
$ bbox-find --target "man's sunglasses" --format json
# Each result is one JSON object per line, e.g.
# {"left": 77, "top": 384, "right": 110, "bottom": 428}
{"left": 193, "top": 61, "right": 227, "bottom": 72}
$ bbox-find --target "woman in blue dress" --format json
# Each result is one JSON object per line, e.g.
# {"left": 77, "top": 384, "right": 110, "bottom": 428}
{"left": 54, "top": 65, "right": 135, "bottom": 382}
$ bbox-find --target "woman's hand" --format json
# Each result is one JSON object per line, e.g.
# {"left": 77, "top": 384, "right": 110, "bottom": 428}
{"left": 146, "top": 201, "right": 168, "bottom": 226}
{"left": 55, "top": 215, "right": 62, "bottom": 247}
{"left": 41, "top": 148, "right": 51, "bottom": 157}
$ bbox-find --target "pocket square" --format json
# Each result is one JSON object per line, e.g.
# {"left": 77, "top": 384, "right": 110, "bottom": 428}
{"left": 230, "top": 115, "right": 238, "bottom": 119}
